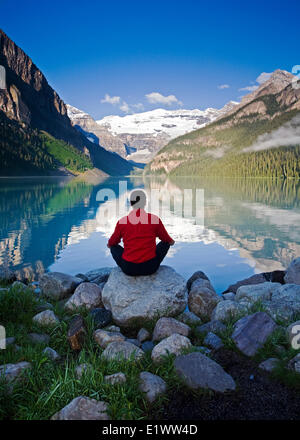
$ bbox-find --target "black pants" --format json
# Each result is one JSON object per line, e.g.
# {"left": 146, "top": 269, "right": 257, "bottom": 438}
{"left": 110, "top": 241, "right": 170, "bottom": 276}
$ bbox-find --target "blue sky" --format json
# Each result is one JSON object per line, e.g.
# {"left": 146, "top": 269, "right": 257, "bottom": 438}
{"left": 1, "top": 0, "right": 300, "bottom": 119}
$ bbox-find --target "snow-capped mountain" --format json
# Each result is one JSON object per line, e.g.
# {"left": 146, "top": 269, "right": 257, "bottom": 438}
{"left": 97, "top": 101, "right": 238, "bottom": 139}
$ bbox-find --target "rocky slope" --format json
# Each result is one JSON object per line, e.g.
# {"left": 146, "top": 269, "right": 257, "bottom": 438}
{"left": 146, "top": 70, "right": 300, "bottom": 177}
{"left": 0, "top": 29, "right": 133, "bottom": 176}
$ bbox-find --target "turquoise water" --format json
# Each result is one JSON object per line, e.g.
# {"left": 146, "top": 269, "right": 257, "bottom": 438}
{"left": 0, "top": 176, "right": 299, "bottom": 293}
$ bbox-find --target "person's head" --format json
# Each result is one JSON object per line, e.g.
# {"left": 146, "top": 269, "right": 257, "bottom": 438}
{"left": 129, "top": 189, "right": 146, "bottom": 210}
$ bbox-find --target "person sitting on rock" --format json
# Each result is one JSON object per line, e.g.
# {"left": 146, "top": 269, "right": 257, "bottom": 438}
{"left": 107, "top": 189, "right": 175, "bottom": 276}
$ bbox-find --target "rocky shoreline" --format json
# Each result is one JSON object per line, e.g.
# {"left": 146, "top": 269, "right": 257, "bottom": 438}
{"left": 0, "top": 257, "right": 300, "bottom": 420}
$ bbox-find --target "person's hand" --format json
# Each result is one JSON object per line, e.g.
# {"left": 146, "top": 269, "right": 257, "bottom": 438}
{"left": 170, "top": 239, "right": 175, "bottom": 246}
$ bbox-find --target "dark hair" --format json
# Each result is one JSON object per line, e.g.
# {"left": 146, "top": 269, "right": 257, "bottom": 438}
{"left": 130, "top": 189, "right": 146, "bottom": 209}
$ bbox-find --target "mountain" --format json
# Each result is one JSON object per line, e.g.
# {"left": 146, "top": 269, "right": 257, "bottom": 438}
{"left": 0, "top": 29, "right": 133, "bottom": 176}
{"left": 146, "top": 70, "right": 300, "bottom": 178}
{"left": 96, "top": 102, "right": 238, "bottom": 161}
{"left": 66, "top": 104, "right": 128, "bottom": 158}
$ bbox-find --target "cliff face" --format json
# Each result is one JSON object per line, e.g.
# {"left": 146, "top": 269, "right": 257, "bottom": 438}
{"left": 0, "top": 29, "right": 134, "bottom": 175}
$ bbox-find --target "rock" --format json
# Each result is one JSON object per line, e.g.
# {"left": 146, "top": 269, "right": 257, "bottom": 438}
{"left": 141, "top": 341, "right": 154, "bottom": 352}
{"left": 51, "top": 396, "right": 110, "bottom": 420}
{"left": 151, "top": 334, "right": 191, "bottom": 363}
{"left": 286, "top": 320, "right": 300, "bottom": 347}
{"left": 101, "top": 341, "right": 144, "bottom": 361}
{"left": 196, "top": 320, "right": 226, "bottom": 335}
{"left": 174, "top": 352, "right": 236, "bottom": 392}
{"left": 102, "top": 266, "right": 187, "bottom": 327}
{"left": 75, "top": 273, "right": 89, "bottom": 282}
{"left": 28, "top": 333, "right": 50, "bottom": 344}
{"left": 188, "top": 278, "right": 222, "bottom": 319}
{"left": 0, "top": 266, "right": 16, "bottom": 283}
{"left": 203, "top": 332, "right": 224, "bottom": 350}
{"left": 126, "top": 338, "right": 141, "bottom": 347}
{"left": 288, "top": 353, "right": 300, "bottom": 373}
{"left": 94, "top": 329, "right": 125, "bottom": 348}
{"left": 222, "top": 292, "right": 236, "bottom": 301}
{"left": 263, "top": 284, "right": 300, "bottom": 322}
{"left": 105, "top": 325, "right": 120, "bottom": 333}
{"left": 32, "top": 310, "right": 60, "bottom": 327}
{"left": 0, "top": 361, "right": 31, "bottom": 383}
{"left": 67, "top": 315, "right": 86, "bottom": 351}
{"left": 84, "top": 267, "right": 112, "bottom": 283}
{"left": 11, "top": 280, "right": 27, "bottom": 291}
{"left": 176, "top": 310, "right": 202, "bottom": 325}
{"left": 186, "top": 271, "right": 209, "bottom": 292}
{"left": 232, "top": 312, "right": 277, "bottom": 356}
{"left": 211, "top": 300, "right": 249, "bottom": 322}
{"left": 137, "top": 328, "right": 151, "bottom": 343}
{"left": 284, "top": 257, "right": 300, "bottom": 285}
{"left": 43, "top": 347, "right": 60, "bottom": 361}
{"left": 104, "top": 372, "right": 126, "bottom": 385}
{"left": 75, "top": 363, "right": 91, "bottom": 379}
{"left": 89, "top": 308, "right": 112, "bottom": 329}
{"left": 223, "top": 271, "right": 285, "bottom": 294}
{"left": 139, "top": 372, "right": 167, "bottom": 403}
{"left": 64, "top": 282, "right": 103, "bottom": 311}
{"left": 152, "top": 317, "right": 191, "bottom": 342}
{"left": 235, "top": 282, "right": 281, "bottom": 302}
{"left": 35, "top": 302, "right": 54, "bottom": 313}
{"left": 259, "top": 358, "right": 280, "bottom": 372}
{"left": 39, "top": 272, "right": 82, "bottom": 300}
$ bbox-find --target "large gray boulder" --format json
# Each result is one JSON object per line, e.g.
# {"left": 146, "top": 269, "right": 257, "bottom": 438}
{"left": 284, "top": 257, "right": 300, "bottom": 285}
{"left": 223, "top": 270, "right": 285, "bottom": 294}
{"left": 188, "top": 277, "right": 222, "bottom": 319}
{"left": 101, "top": 266, "right": 187, "bottom": 327}
{"left": 232, "top": 312, "right": 277, "bottom": 356}
{"left": 39, "top": 272, "right": 82, "bottom": 300}
{"left": 235, "top": 282, "right": 281, "bottom": 302}
{"left": 262, "top": 284, "right": 300, "bottom": 322}
{"left": 152, "top": 317, "right": 190, "bottom": 342}
{"left": 64, "top": 282, "right": 103, "bottom": 311}
{"left": 51, "top": 396, "right": 110, "bottom": 420}
{"left": 174, "top": 352, "right": 236, "bottom": 392}
{"left": 151, "top": 333, "right": 191, "bottom": 363}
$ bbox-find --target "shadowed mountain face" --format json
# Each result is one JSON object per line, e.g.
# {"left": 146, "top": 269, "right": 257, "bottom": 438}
{"left": 0, "top": 29, "right": 134, "bottom": 176}
{"left": 147, "top": 70, "right": 300, "bottom": 177}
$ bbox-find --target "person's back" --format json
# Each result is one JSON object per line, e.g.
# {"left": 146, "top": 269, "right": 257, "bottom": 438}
{"left": 107, "top": 189, "right": 174, "bottom": 276}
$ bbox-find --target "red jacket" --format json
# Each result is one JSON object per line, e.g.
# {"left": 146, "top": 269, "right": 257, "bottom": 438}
{"left": 108, "top": 208, "right": 173, "bottom": 263}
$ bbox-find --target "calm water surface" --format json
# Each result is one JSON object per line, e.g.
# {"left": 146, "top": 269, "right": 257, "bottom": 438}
{"left": 0, "top": 175, "right": 300, "bottom": 293}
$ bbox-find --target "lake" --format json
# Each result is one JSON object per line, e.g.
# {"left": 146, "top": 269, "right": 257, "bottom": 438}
{"left": 0, "top": 175, "right": 300, "bottom": 293}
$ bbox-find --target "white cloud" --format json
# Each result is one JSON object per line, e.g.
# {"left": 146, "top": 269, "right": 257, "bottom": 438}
{"left": 132, "top": 103, "right": 144, "bottom": 111}
{"left": 218, "top": 84, "right": 230, "bottom": 89}
{"left": 119, "top": 101, "right": 130, "bottom": 113}
{"left": 145, "top": 92, "right": 183, "bottom": 106}
{"left": 243, "top": 114, "right": 300, "bottom": 152}
{"left": 101, "top": 94, "right": 121, "bottom": 105}
{"left": 238, "top": 85, "right": 259, "bottom": 92}
{"left": 256, "top": 72, "right": 272, "bottom": 84}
